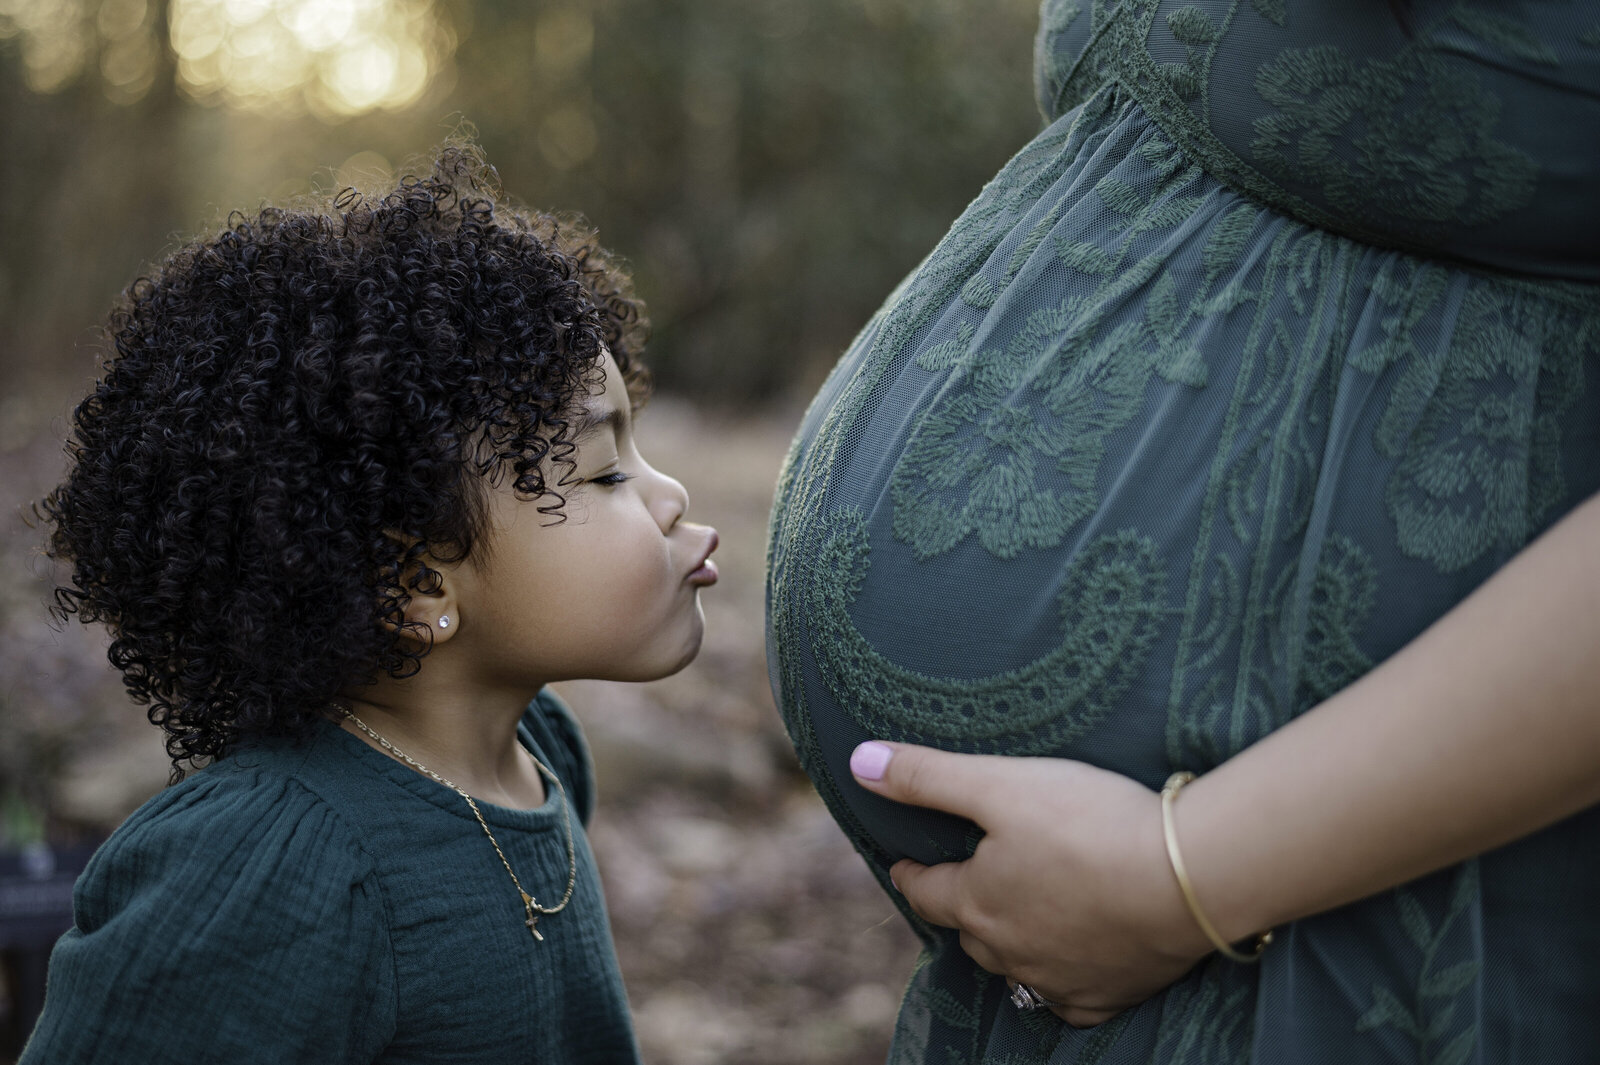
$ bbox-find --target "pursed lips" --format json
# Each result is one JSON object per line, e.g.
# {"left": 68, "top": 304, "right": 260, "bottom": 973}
{"left": 685, "top": 526, "right": 720, "bottom": 585}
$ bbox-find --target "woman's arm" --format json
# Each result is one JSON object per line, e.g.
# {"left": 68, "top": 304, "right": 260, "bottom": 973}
{"left": 850, "top": 489, "right": 1600, "bottom": 1026}
{"left": 1183, "top": 488, "right": 1600, "bottom": 941}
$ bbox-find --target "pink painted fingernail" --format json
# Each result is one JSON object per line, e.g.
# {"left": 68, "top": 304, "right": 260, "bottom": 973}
{"left": 851, "top": 741, "right": 893, "bottom": 782}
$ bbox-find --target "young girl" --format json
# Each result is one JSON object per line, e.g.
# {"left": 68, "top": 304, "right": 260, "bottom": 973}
{"left": 24, "top": 143, "right": 717, "bottom": 1064}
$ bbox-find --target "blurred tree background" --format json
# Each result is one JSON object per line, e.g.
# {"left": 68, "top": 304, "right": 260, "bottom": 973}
{"left": 2, "top": 0, "right": 1046, "bottom": 420}
{"left": 0, "top": 1, "right": 1047, "bottom": 1061}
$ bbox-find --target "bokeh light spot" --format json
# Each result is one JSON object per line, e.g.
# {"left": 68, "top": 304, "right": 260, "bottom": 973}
{"left": 538, "top": 102, "right": 598, "bottom": 171}
{"left": 334, "top": 148, "right": 394, "bottom": 195}
{"left": 168, "top": 0, "right": 451, "bottom": 116}
{"left": 534, "top": 7, "right": 592, "bottom": 80}
{"left": 282, "top": 0, "right": 360, "bottom": 53}
{"left": 326, "top": 37, "right": 397, "bottom": 112}
{"left": 95, "top": 0, "right": 147, "bottom": 40}
{"left": 5, "top": 0, "right": 91, "bottom": 92}
{"left": 100, "top": 30, "right": 156, "bottom": 102}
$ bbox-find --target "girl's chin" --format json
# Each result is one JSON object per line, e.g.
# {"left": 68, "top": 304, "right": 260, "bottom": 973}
{"left": 592, "top": 622, "right": 706, "bottom": 683}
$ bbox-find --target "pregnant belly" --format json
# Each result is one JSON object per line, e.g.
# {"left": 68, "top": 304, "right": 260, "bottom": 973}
{"left": 765, "top": 354, "right": 1221, "bottom": 867}
{"left": 764, "top": 106, "right": 1599, "bottom": 875}
{"left": 767, "top": 499, "right": 1180, "bottom": 867}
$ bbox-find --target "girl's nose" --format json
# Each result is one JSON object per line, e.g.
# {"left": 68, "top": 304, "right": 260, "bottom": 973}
{"left": 650, "top": 469, "right": 690, "bottom": 532}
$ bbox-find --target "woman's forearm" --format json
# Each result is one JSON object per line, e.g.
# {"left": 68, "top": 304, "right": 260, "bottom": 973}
{"left": 1182, "top": 490, "right": 1600, "bottom": 943}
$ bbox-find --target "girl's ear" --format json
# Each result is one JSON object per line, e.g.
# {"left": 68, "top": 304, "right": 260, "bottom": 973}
{"left": 390, "top": 540, "right": 462, "bottom": 647}
{"left": 398, "top": 584, "right": 460, "bottom": 647}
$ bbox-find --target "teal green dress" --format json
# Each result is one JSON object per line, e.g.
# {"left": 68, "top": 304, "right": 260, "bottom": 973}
{"left": 765, "top": 1, "right": 1600, "bottom": 1062}
{"left": 20, "top": 690, "right": 641, "bottom": 1064}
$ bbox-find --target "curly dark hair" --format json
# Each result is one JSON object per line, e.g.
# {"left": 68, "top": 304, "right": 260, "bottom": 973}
{"left": 42, "top": 142, "right": 649, "bottom": 780}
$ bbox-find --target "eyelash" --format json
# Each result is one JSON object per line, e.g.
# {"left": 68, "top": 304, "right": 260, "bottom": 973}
{"left": 591, "top": 471, "right": 631, "bottom": 486}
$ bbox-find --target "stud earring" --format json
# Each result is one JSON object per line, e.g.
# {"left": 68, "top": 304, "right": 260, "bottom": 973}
{"left": 438, "top": 615, "right": 451, "bottom": 629}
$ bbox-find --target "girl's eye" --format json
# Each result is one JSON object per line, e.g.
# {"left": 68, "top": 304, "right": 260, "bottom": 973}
{"left": 591, "top": 470, "right": 631, "bottom": 487}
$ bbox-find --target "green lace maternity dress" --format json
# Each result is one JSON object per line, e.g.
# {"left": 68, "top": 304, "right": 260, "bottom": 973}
{"left": 765, "top": 2, "right": 1600, "bottom": 1062}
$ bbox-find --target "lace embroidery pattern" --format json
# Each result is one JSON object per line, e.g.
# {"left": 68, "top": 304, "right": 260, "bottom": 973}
{"left": 1252, "top": 46, "right": 1536, "bottom": 236}
{"left": 1354, "top": 267, "right": 1591, "bottom": 572}
{"left": 1356, "top": 863, "right": 1484, "bottom": 1065}
{"left": 889, "top": 133, "right": 1226, "bottom": 563}
{"left": 811, "top": 510, "right": 1164, "bottom": 752}
{"left": 1148, "top": 965, "right": 1255, "bottom": 1064}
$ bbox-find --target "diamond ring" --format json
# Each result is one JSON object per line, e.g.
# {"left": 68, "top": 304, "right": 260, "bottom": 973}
{"left": 1009, "top": 982, "right": 1062, "bottom": 1011}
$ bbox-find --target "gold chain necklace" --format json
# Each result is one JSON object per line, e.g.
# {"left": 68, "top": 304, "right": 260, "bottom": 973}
{"left": 339, "top": 706, "right": 577, "bottom": 942}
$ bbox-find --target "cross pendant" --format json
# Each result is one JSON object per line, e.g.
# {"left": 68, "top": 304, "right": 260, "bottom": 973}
{"left": 521, "top": 892, "right": 544, "bottom": 941}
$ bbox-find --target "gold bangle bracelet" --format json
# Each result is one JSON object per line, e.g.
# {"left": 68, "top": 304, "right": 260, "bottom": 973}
{"left": 1160, "top": 771, "right": 1273, "bottom": 964}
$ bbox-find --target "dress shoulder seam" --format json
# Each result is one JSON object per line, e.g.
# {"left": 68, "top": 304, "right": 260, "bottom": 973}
{"left": 273, "top": 760, "right": 404, "bottom": 1025}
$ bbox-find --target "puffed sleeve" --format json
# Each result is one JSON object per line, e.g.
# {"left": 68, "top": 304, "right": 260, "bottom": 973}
{"left": 19, "top": 766, "right": 397, "bottom": 1065}
{"left": 523, "top": 687, "right": 597, "bottom": 826}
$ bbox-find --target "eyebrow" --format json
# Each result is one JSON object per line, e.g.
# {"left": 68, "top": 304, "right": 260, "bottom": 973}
{"left": 570, "top": 404, "right": 623, "bottom": 442}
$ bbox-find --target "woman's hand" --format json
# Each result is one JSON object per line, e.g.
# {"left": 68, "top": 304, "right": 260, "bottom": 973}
{"left": 849, "top": 741, "right": 1214, "bottom": 1027}
{"left": 846, "top": 494, "right": 1600, "bottom": 1028}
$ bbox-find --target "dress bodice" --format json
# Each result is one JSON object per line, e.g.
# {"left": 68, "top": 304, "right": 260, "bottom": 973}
{"left": 1036, "top": 0, "right": 1600, "bottom": 281}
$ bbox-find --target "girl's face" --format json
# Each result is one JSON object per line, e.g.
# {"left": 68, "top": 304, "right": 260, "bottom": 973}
{"left": 458, "top": 350, "right": 718, "bottom": 688}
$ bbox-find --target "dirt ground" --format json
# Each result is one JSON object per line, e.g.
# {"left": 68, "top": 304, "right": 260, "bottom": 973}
{"left": 0, "top": 396, "right": 923, "bottom": 1065}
